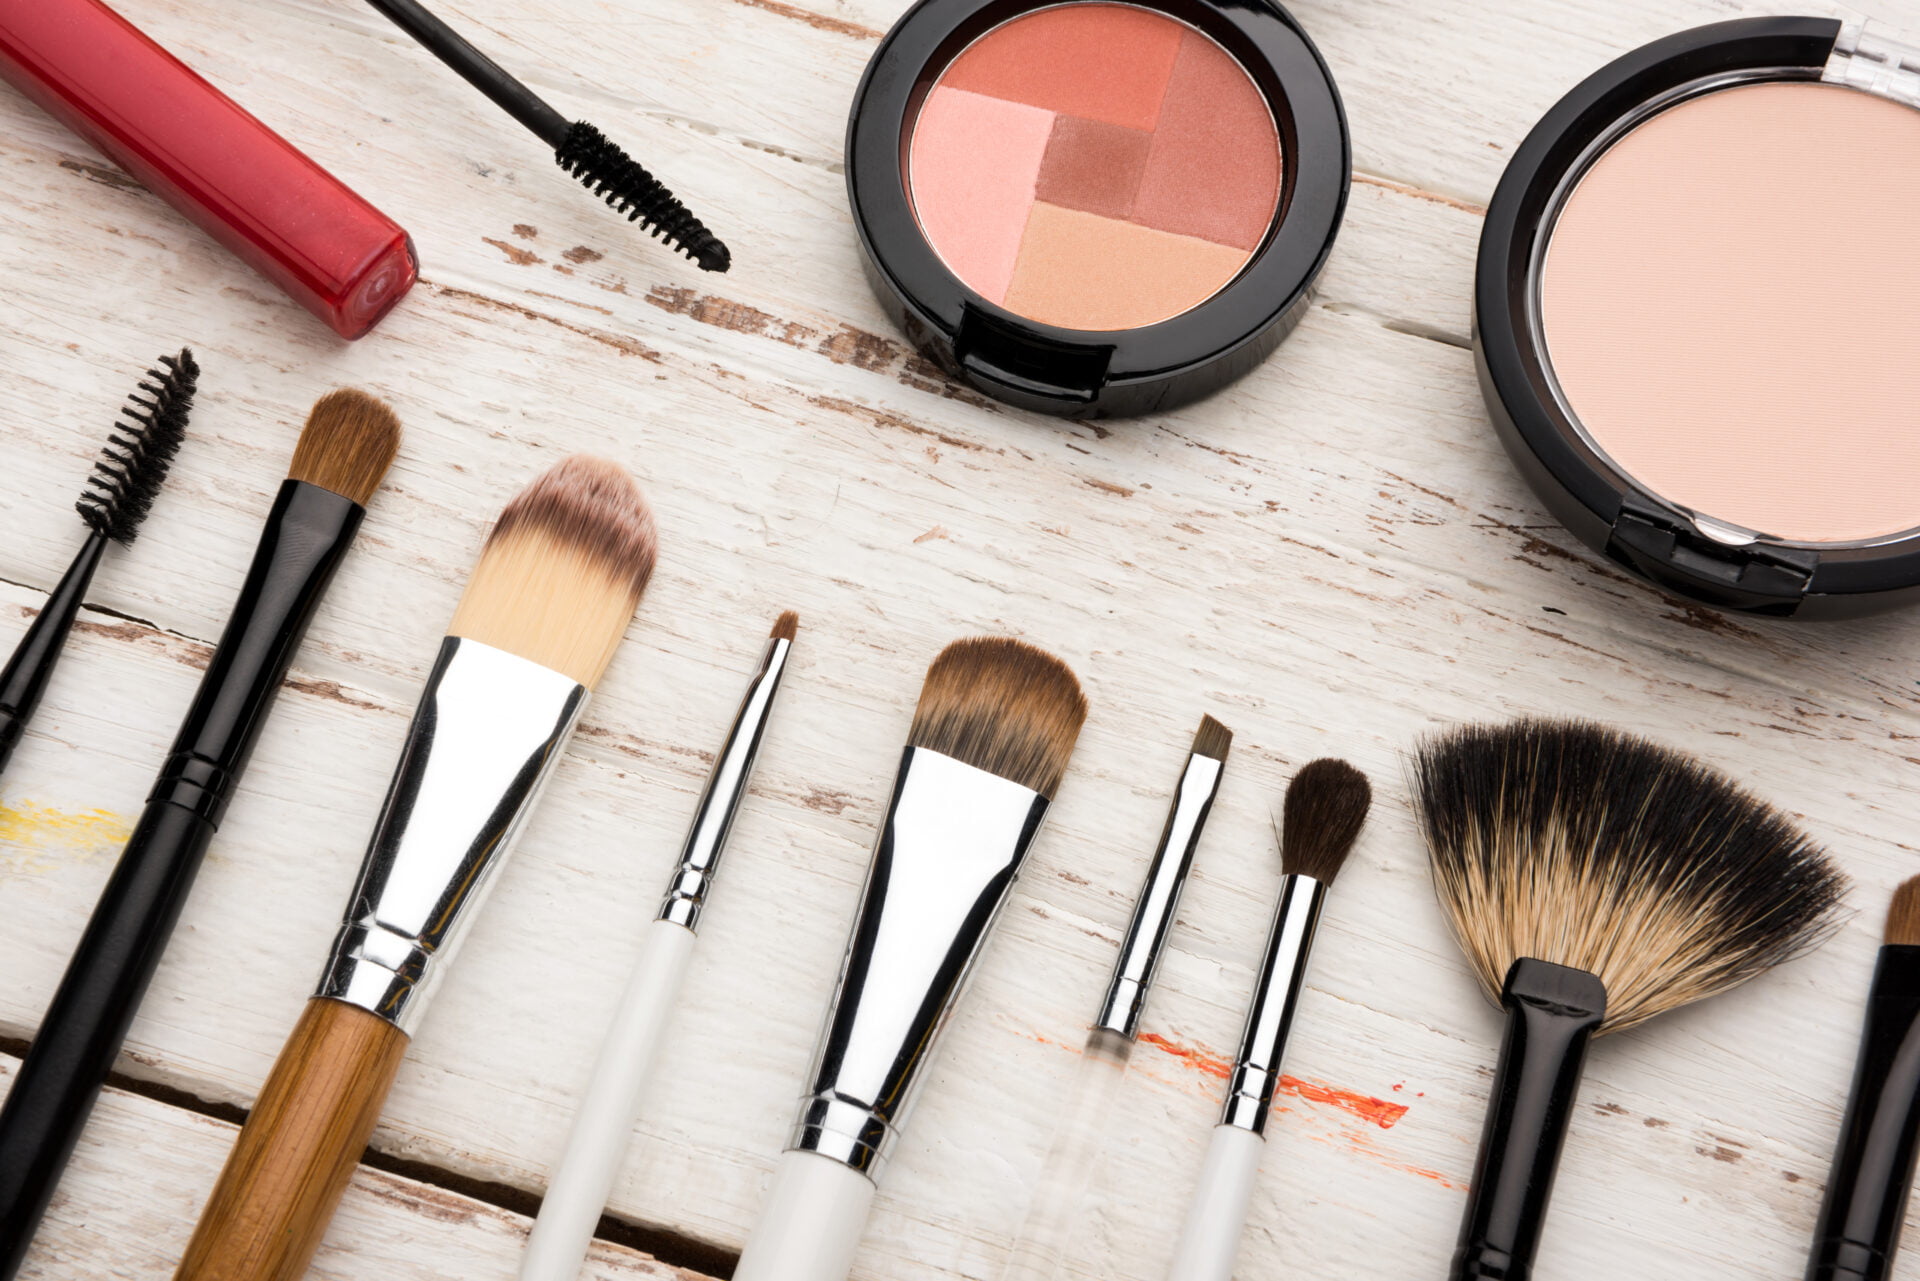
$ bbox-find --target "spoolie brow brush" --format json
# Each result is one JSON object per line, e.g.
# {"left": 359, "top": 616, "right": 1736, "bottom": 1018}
{"left": 522, "top": 610, "right": 799, "bottom": 1281}
{"left": 0, "top": 349, "right": 196, "bottom": 778}
{"left": 362, "top": 0, "right": 729, "bottom": 273}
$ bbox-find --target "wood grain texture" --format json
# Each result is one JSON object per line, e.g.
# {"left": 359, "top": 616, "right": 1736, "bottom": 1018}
{"left": 177, "top": 999, "right": 411, "bottom": 1281}
{"left": 1, "top": 0, "right": 1918, "bottom": 1278}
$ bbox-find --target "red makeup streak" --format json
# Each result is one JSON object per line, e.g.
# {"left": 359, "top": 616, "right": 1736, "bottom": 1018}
{"left": 1136, "top": 1032, "right": 1410, "bottom": 1130}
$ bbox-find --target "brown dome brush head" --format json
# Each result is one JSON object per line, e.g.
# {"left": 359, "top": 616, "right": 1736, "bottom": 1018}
{"left": 1413, "top": 718, "right": 1846, "bottom": 1035}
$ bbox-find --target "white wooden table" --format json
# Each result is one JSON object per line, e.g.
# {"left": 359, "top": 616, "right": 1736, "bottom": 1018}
{"left": 4, "top": 0, "right": 1918, "bottom": 1276}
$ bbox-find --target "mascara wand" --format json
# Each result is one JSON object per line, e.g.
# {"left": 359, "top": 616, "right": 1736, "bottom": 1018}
{"left": 363, "top": 0, "right": 730, "bottom": 272}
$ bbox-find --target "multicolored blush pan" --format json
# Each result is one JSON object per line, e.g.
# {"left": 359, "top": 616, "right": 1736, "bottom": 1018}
{"left": 907, "top": 4, "right": 1282, "bottom": 330}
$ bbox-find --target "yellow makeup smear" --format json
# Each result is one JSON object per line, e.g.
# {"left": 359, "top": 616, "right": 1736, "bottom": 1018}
{"left": 0, "top": 799, "right": 132, "bottom": 871}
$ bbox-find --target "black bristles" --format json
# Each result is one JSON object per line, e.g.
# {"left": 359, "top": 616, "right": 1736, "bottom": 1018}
{"left": 556, "top": 122, "right": 730, "bottom": 273}
{"left": 76, "top": 350, "right": 198, "bottom": 544}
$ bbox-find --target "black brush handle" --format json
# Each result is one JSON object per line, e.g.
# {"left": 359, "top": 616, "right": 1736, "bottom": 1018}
{"left": 0, "top": 530, "right": 108, "bottom": 775}
{"left": 0, "top": 480, "right": 364, "bottom": 1280}
{"left": 1805, "top": 945, "right": 1920, "bottom": 1281}
{"left": 1452, "top": 958, "right": 1608, "bottom": 1281}
{"left": 362, "top": 0, "right": 570, "bottom": 147}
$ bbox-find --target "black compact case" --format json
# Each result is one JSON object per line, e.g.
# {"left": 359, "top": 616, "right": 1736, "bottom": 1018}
{"left": 1476, "top": 16, "right": 1920, "bottom": 619}
{"left": 846, "top": 0, "right": 1349, "bottom": 418}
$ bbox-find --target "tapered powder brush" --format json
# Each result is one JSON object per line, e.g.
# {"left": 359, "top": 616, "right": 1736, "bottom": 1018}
{"left": 1415, "top": 719, "right": 1846, "bottom": 1281}
{"left": 0, "top": 389, "right": 399, "bottom": 1281}
{"left": 733, "top": 636, "right": 1088, "bottom": 1281}
{"left": 363, "top": 0, "right": 729, "bottom": 272}
{"left": 0, "top": 349, "right": 197, "bottom": 778}
{"left": 1804, "top": 876, "right": 1920, "bottom": 1281}
{"left": 522, "top": 610, "right": 799, "bottom": 1281}
{"left": 174, "top": 455, "right": 656, "bottom": 1281}
{"left": 1001, "top": 714, "right": 1231, "bottom": 1281}
{"left": 1167, "top": 757, "right": 1371, "bottom": 1281}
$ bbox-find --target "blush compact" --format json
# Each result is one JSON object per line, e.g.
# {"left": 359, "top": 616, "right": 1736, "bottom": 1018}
{"left": 1477, "top": 17, "right": 1920, "bottom": 617}
{"left": 847, "top": 0, "right": 1348, "bottom": 417}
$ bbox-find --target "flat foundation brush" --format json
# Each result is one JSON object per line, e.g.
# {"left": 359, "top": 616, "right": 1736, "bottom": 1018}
{"left": 0, "top": 349, "right": 196, "bottom": 778}
{"left": 1168, "top": 758, "right": 1371, "bottom": 1281}
{"left": 1804, "top": 875, "right": 1920, "bottom": 1281}
{"left": 0, "top": 389, "right": 400, "bottom": 1281}
{"left": 1415, "top": 719, "right": 1847, "bottom": 1281}
{"left": 363, "top": 0, "right": 729, "bottom": 272}
{"left": 734, "top": 636, "right": 1089, "bottom": 1281}
{"left": 176, "top": 455, "right": 657, "bottom": 1281}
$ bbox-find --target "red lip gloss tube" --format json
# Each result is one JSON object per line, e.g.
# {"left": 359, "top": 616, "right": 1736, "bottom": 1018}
{"left": 0, "top": 0, "right": 418, "bottom": 339}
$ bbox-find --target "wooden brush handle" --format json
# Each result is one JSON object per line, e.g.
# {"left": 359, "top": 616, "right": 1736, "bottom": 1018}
{"left": 176, "top": 998, "right": 409, "bottom": 1281}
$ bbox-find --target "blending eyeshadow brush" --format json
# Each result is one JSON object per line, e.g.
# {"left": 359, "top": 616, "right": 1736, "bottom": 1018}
{"left": 521, "top": 609, "right": 799, "bottom": 1281}
{"left": 0, "top": 390, "right": 400, "bottom": 1279}
{"left": 0, "top": 350, "right": 197, "bottom": 778}
{"left": 1803, "top": 875, "right": 1920, "bottom": 1281}
{"left": 1166, "top": 758, "right": 1370, "bottom": 1281}
{"left": 1416, "top": 720, "right": 1846, "bottom": 1281}
{"left": 733, "top": 636, "right": 1088, "bottom": 1281}
{"left": 361, "top": 0, "right": 729, "bottom": 272}
{"left": 175, "top": 455, "right": 656, "bottom": 1281}
{"left": 1000, "top": 714, "right": 1231, "bottom": 1281}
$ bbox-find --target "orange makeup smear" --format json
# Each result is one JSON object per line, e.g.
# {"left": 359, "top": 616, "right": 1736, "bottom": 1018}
{"left": 1136, "top": 1032, "right": 1410, "bottom": 1129}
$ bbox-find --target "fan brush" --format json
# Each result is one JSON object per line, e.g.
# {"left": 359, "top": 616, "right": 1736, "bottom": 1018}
{"left": 364, "top": 0, "right": 729, "bottom": 272}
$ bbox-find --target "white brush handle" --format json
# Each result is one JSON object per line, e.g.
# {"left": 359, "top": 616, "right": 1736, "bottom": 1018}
{"left": 1166, "top": 1124, "right": 1265, "bottom": 1281}
{"left": 734, "top": 1149, "right": 878, "bottom": 1281}
{"left": 999, "top": 1030, "right": 1133, "bottom": 1281}
{"left": 520, "top": 919, "right": 697, "bottom": 1281}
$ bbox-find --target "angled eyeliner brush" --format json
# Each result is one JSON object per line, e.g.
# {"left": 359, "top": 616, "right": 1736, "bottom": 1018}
{"left": 362, "top": 0, "right": 729, "bottom": 272}
{"left": 522, "top": 611, "right": 799, "bottom": 1281}
{"left": 0, "top": 350, "right": 196, "bottom": 777}
{"left": 0, "top": 390, "right": 401, "bottom": 1280}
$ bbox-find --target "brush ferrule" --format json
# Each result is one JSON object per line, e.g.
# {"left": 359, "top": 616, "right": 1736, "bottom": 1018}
{"left": 1222, "top": 873, "right": 1327, "bottom": 1134}
{"left": 658, "top": 633, "right": 793, "bottom": 932}
{"left": 315, "top": 636, "right": 586, "bottom": 1033}
{"left": 791, "top": 746, "right": 1049, "bottom": 1178}
{"left": 1096, "top": 749, "right": 1225, "bottom": 1040}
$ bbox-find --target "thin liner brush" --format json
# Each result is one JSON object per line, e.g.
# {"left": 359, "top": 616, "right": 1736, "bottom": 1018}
{"left": 1000, "top": 714, "right": 1232, "bottom": 1281}
{"left": 177, "top": 455, "right": 657, "bottom": 1281}
{"left": 1167, "top": 758, "right": 1370, "bottom": 1281}
{"left": 0, "top": 389, "right": 399, "bottom": 1281}
{"left": 362, "top": 0, "right": 729, "bottom": 272}
{"left": 0, "top": 350, "right": 196, "bottom": 777}
{"left": 522, "top": 610, "right": 799, "bottom": 1281}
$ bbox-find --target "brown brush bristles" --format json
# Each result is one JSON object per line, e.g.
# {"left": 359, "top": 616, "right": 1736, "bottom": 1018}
{"left": 771, "top": 610, "right": 799, "bottom": 642}
{"left": 1191, "top": 714, "right": 1232, "bottom": 762}
{"left": 1888, "top": 876, "right": 1920, "bottom": 947}
{"left": 287, "top": 389, "right": 402, "bottom": 506}
{"left": 1280, "top": 759, "right": 1371, "bottom": 884}
{"left": 1414, "top": 719, "right": 1847, "bottom": 1036}
{"left": 907, "top": 636, "right": 1088, "bottom": 798}
{"left": 447, "top": 456, "right": 657, "bottom": 688}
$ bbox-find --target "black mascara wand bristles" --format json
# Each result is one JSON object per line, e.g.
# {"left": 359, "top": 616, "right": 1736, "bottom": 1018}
{"left": 0, "top": 349, "right": 197, "bottom": 776}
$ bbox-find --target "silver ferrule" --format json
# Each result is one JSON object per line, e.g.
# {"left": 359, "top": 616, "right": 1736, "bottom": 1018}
{"left": 658, "top": 632, "right": 794, "bottom": 931}
{"left": 315, "top": 635, "right": 587, "bottom": 1034}
{"left": 1222, "top": 873, "right": 1327, "bottom": 1134}
{"left": 791, "top": 746, "right": 1049, "bottom": 1179}
{"left": 1095, "top": 750, "right": 1225, "bottom": 1039}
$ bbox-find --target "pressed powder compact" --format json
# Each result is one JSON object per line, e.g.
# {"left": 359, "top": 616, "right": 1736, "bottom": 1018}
{"left": 1477, "top": 18, "right": 1920, "bottom": 617}
{"left": 849, "top": 0, "right": 1348, "bottom": 416}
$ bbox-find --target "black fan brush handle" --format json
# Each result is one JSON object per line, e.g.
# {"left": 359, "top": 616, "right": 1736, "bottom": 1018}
{"left": 0, "top": 480, "right": 364, "bottom": 1280}
{"left": 362, "top": 0, "right": 569, "bottom": 145}
{"left": 1806, "top": 945, "right": 1920, "bottom": 1281}
{"left": 0, "top": 530, "right": 108, "bottom": 773}
{"left": 1452, "top": 958, "right": 1608, "bottom": 1281}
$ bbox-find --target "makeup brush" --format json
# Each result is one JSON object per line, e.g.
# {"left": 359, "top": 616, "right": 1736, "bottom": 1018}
{"left": 1001, "top": 714, "right": 1231, "bottom": 1281}
{"left": 362, "top": 0, "right": 728, "bottom": 273}
{"left": 733, "top": 636, "right": 1088, "bottom": 1281}
{"left": 1803, "top": 875, "right": 1920, "bottom": 1281}
{"left": 1167, "top": 757, "right": 1370, "bottom": 1281}
{"left": 0, "top": 389, "right": 399, "bottom": 1280}
{"left": 0, "top": 349, "right": 197, "bottom": 778}
{"left": 521, "top": 610, "right": 798, "bottom": 1281}
{"left": 175, "top": 455, "right": 656, "bottom": 1281}
{"left": 1415, "top": 719, "right": 1846, "bottom": 1281}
